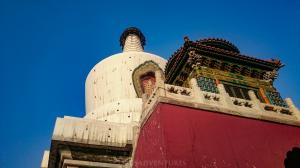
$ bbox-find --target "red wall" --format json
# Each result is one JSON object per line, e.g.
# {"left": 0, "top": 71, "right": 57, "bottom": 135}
{"left": 134, "top": 103, "right": 300, "bottom": 168}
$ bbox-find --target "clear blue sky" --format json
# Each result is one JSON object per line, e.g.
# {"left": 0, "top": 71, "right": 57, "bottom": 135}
{"left": 0, "top": 0, "right": 299, "bottom": 167}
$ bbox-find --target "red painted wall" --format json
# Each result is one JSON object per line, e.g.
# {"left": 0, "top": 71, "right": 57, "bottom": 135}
{"left": 134, "top": 103, "right": 300, "bottom": 168}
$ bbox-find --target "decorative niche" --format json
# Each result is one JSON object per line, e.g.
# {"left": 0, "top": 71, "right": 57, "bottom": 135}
{"left": 132, "top": 60, "right": 164, "bottom": 98}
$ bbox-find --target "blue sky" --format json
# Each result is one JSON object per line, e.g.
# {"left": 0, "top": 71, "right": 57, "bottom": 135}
{"left": 0, "top": 0, "right": 299, "bottom": 167}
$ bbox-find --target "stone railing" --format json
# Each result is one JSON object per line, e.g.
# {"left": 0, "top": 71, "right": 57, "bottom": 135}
{"left": 141, "top": 77, "right": 300, "bottom": 126}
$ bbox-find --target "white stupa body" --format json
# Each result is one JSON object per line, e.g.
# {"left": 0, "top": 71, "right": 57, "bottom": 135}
{"left": 41, "top": 27, "right": 167, "bottom": 168}
{"left": 85, "top": 32, "right": 166, "bottom": 123}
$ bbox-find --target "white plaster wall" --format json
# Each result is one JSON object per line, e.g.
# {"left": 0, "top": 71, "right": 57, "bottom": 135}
{"left": 53, "top": 116, "right": 135, "bottom": 147}
{"left": 85, "top": 51, "right": 166, "bottom": 123}
{"left": 41, "top": 151, "right": 49, "bottom": 168}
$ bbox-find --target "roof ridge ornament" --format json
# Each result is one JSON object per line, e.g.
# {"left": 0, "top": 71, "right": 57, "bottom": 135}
{"left": 197, "top": 38, "right": 240, "bottom": 53}
{"left": 184, "top": 36, "right": 190, "bottom": 42}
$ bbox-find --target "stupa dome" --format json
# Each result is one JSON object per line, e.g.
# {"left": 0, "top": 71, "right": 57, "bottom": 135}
{"left": 85, "top": 27, "right": 166, "bottom": 123}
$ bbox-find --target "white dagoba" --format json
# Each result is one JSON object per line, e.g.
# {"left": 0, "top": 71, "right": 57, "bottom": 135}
{"left": 41, "top": 27, "right": 166, "bottom": 168}
{"left": 85, "top": 27, "right": 166, "bottom": 123}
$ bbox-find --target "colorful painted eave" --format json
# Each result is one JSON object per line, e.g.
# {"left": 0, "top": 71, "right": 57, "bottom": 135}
{"left": 165, "top": 39, "right": 284, "bottom": 83}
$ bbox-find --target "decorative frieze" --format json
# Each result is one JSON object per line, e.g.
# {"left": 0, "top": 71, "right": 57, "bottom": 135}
{"left": 263, "top": 70, "right": 278, "bottom": 81}
{"left": 241, "top": 67, "right": 251, "bottom": 76}
{"left": 266, "top": 91, "right": 288, "bottom": 107}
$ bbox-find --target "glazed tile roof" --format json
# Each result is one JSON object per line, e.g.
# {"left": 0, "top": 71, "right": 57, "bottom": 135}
{"left": 165, "top": 38, "right": 283, "bottom": 81}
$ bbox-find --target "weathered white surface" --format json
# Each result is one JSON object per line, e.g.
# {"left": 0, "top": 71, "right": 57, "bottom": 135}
{"left": 41, "top": 150, "right": 49, "bottom": 168}
{"left": 52, "top": 116, "right": 134, "bottom": 147}
{"left": 85, "top": 98, "right": 142, "bottom": 123}
{"left": 43, "top": 31, "right": 166, "bottom": 168}
{"left": 85, "top": 51, "right": 166, "bottom": 123}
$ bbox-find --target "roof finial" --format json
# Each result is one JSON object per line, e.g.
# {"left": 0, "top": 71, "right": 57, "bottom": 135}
{"left": 120, "top": 27, "right": 146, "bottom": 52}
{"left": 184, "top": 36, "right": 190, "bottom": 42}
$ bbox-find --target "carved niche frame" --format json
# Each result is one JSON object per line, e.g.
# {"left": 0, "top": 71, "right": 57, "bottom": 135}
{"left": 132, "top": 60, "right": 164, "bottom": 98}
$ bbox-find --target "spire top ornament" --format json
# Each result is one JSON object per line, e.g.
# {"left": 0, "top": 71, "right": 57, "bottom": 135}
{"left": 120, "top": 27, "right": 145, "bottom": 52}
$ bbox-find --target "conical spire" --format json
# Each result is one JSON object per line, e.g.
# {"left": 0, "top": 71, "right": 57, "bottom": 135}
{"left": 120, "top": 27, "right": 146, "bottom": 52}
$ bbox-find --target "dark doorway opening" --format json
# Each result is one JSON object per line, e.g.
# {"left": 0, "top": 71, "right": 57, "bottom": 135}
{"left": 284, "top": 147, "right": 300, "bottom": 168}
